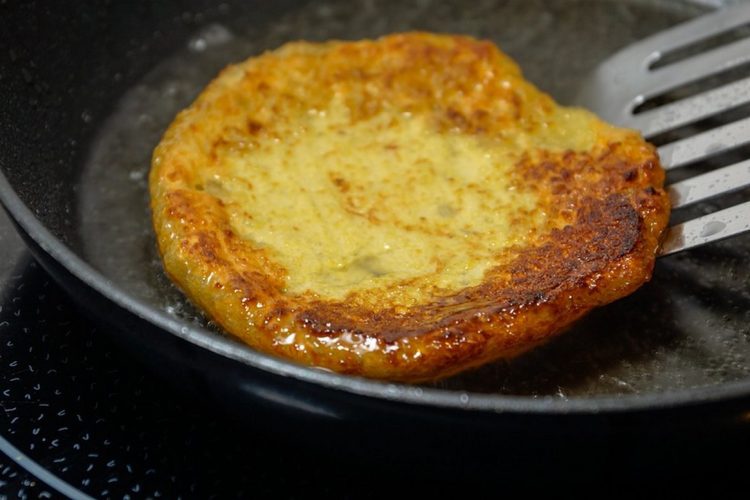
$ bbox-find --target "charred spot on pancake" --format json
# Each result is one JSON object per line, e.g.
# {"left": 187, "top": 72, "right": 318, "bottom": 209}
{"left": 150, "top": 32, "right": 670, "bottom": 382}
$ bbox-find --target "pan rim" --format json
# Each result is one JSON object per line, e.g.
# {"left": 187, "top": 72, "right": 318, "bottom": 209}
{"left": 2, "top": 170, "right": 750, "bottom": 416}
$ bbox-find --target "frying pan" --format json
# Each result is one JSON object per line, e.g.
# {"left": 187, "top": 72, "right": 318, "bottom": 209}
{"left": 2, "top": 0, "right": 750, "bottom": 461}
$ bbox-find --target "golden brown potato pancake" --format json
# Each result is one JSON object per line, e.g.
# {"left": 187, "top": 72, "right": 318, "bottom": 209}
{"left": 150, "top": 32, "right": 670, "bottom": 382}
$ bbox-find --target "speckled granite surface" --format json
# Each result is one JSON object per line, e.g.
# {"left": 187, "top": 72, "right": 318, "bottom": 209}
{"left": 0, "top": 209, "right": 336, "bottom": 498}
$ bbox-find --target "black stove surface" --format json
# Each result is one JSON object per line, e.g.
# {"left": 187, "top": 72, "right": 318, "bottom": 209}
{"left": 4, "top": 207, "right": 441, "bottom": 499}
{"left": 0, "top": 209, "right": 320, "bottom": 498}
{"left": 2, "top": 205, "right": 750, "bottom": 498}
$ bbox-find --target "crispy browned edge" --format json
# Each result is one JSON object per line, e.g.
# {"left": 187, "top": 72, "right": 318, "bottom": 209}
{"left": 149, "top": 32, "right": 671, "bottom": 382}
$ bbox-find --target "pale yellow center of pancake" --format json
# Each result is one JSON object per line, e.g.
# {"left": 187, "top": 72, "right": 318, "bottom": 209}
{"left": 210, "top": 97, "right": 600, "bottom": 301}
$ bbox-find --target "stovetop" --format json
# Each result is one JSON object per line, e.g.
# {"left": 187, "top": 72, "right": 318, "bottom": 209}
{"left": 2, "top": 203, "right": 750, "bottom": 497}
{"left": 0, "top": 209, "right": 323, "bottom": 498}
{"left": 3, "top": 208, "right": 434, "bottom": 498}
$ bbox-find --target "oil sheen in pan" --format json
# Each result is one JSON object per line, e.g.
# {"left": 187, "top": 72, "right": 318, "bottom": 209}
{"left": 76, "top": 0, "right": 750, "bottom": 396}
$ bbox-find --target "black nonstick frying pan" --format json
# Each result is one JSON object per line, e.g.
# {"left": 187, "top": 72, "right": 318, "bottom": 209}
{"left": 2, "top": 0, "right": 750, "bottom": 463}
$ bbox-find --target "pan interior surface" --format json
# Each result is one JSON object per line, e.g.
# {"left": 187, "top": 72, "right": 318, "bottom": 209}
{"left": 75, "top": 0, "right": 750, "bottom": 398}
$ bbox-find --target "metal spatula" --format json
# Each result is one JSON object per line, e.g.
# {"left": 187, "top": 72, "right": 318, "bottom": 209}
{"left": 575, "top": 2, "right": 750, "bottom": 256}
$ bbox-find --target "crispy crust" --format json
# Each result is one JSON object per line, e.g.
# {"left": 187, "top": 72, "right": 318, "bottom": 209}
{"left": 150, "top": 33, "right": 670, "bottom": 382}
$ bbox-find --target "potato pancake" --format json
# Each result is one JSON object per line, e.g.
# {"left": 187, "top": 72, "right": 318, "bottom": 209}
{"left": 150, "top": 32, "right": 670, "bottom": 381}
